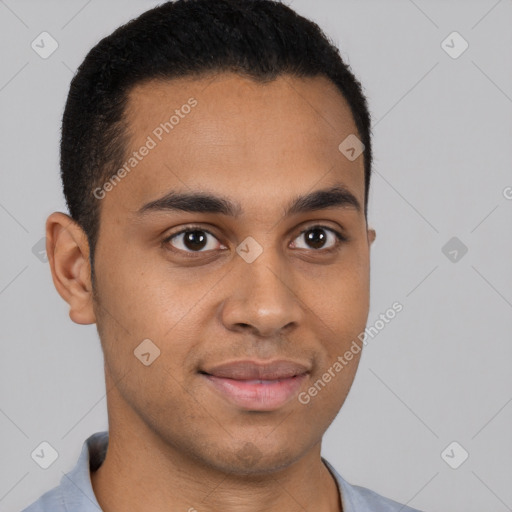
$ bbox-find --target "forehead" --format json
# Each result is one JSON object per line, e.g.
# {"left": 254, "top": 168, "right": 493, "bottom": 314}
{"left": 103, "top": 72, "right": 365, "bottom": 218}
{"left": 126, "top": 72, "right": 358, "bottom": 145}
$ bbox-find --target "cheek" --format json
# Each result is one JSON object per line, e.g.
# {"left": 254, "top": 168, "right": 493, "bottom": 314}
{"left": 304, "top": 257, "right": 370, "bottom": 328}
{"left": 93, "top": 248, "right": 213, "bottom": 374}
{"left": 93, "top": 244, "right": 182, "bottom": 332}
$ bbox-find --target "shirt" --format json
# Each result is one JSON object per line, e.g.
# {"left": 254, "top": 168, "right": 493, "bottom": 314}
{"left": 21, "top": 431, "right": 425, "bottom": 512}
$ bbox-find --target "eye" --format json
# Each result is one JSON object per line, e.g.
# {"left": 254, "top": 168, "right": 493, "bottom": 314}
{"left": 290, "top": 225, "right": 347, "bottom": 251}
{"left": 164, "top": 226, "right": 226, "bottom": 254}
{"left": 163, "top": 223, "right": 347, "bottom": 257}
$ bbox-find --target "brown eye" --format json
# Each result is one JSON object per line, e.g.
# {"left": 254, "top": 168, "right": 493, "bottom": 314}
{"left": 164, "top": 227, "right": 225, "bottom": 253}
{"left": 291, "top": 225, "right": 346, "bottom": 251}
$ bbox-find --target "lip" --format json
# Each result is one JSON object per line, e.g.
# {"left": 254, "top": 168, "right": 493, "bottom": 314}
{"left": 200, "top": 360, "right": 310, "bottom": 411}
{"left": 202, "top": 359, "right": 310, "bottom": 380}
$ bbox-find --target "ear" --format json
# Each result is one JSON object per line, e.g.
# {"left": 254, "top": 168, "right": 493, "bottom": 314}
{"left": 46, "top": 212, "right": 96, "bottom": 325}
{"left": 367, "top": 227, "right": 376, "bottom": 245}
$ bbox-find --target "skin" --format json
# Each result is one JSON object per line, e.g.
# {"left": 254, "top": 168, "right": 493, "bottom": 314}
{"left": 46, "top": 72, "right": 376, "bottom": 512}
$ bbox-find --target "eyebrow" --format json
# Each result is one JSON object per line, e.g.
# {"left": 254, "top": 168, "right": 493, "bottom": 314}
{"left": 137, "top": 184, "right": 361, "bottom": 218}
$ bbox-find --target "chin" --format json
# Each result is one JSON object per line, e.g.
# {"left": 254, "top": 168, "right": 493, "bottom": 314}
{"left": 203, "top": 439, "right": 307, "bottom": 477}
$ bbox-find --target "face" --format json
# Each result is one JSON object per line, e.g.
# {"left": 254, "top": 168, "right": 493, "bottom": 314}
{"left": 51, "top": 72, "right": 376, "bottom": 475}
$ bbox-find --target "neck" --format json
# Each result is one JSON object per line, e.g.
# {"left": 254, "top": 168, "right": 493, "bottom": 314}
{"left": 91, "top": 423, "right": 342, "bottom": 512}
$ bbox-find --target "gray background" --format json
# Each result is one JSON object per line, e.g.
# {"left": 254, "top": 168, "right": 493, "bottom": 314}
{"left": 1, "top": 1, "right": 511, "bottom": 511}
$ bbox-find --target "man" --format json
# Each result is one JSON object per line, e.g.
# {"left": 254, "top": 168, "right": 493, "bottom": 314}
{"left": 23, "top": 0, "right": 424, "bottom": 511}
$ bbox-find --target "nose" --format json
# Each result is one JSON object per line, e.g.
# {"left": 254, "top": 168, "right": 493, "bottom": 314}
{"left": 219, "top": 251, "right": 304, "bottom": 338}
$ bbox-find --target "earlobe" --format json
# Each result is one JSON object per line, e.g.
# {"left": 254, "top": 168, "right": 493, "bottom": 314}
{"left": 367, "top": 228, "right": 376, "bottom": 245}
{"left": 45, "top": 212, "right": 96, "bottom": 325}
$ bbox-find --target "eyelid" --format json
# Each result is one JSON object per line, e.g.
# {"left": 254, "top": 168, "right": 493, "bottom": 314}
{"left": 292, "top": 223, "right": 348, "bottom": 251}
{"left": 162, "top": 224, "right": 225, "bottom": 257}
{"left": 164, "top": 225, "right": 218, "bottom": 241}
{"left": 297, "top": 222, "right": 347, "bottom": 239}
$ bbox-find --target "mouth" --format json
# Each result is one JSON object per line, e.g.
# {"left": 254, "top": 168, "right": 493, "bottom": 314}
{"left": 199, "top": 360, "right": 310, "bottom": 411}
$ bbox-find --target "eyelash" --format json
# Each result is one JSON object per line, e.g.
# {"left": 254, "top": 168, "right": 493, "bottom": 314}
{"left": 162, "top": 224, "right": 348, "bottom": 258}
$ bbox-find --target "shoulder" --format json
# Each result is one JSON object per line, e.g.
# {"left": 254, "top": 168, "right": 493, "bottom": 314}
{"left": 20, "top": 485, "right": 64, "bottom": 512}
{"left": 19, "top": 431, "right": 109, "bottom": 512}
{"left": 322, "top": 458, "right": 426, "bottom": 512}
{"left": 344, "top": 481, "right": 425, "bottom": 512}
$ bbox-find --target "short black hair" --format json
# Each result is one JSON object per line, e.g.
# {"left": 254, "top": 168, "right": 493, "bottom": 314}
{"left": 61, "top": 0, "right": 373, "bottom": 279}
